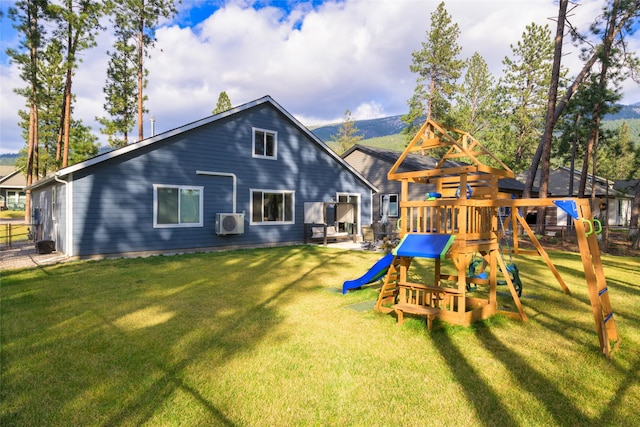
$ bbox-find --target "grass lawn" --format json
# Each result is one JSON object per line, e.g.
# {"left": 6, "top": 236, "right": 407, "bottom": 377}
{"left": 1, "top": 245, "right": 639, "bottom": 426}
{"left": 0, "top": 211, "right": 26, "bottom": 220}
{"left": 0, "top": 211, "right": 31, "bottom": 244}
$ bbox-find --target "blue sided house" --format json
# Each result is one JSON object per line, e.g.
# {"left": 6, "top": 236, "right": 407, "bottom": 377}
{"left": 28, "top": 96, "right": 377, "bottom": 258}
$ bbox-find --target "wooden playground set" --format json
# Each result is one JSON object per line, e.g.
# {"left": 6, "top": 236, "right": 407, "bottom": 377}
{"left": 355, "top": 119, "right": 620, "bottom": 358}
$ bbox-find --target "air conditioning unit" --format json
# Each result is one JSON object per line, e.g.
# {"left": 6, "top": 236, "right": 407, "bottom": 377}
{"left": 215, "top": 213, "right": 245, "bottom": 235}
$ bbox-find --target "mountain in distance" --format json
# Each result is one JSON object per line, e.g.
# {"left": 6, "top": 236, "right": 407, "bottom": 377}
{"left": 605, "top": 102, "right": 640, "bottom": 120}
{"left": 311, "top": 103, "right": 640, "bottom": 143}
{"left": 2, "top": 104, "right": 639, "bottom": 163}
{"left": 310, "top": 114, "right": 406, "bottom": 141}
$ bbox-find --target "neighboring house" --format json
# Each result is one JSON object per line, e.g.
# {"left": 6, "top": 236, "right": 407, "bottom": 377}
{"left": 615, "top": 179, "right": 640, "bottom": 197}
{"left": 0, "top": 165, "right": 26, "bottom": 210}
{"left": 28, "top": 96, "right": 377, "bottom": 258}
{"left": 342, "top": 145, "right": 530, "bottom": 227}
{"left": 517, "top": 166, "right": 633, "bottom": 227}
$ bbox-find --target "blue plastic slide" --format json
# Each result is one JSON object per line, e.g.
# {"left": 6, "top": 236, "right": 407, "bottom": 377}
{"left": 342, "top": 253, "right": 395, "bottom": 294}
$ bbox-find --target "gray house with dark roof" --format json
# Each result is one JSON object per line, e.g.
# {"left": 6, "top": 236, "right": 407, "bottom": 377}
{"left": 342, "top": 144, "right": 529, "bottom": 227}
{"left": 0, "top": 166, "right": 26, "bottom": 210}
{"left": 28, "top": 96, "right": 377, "bottom": 258}
{"left": 518, "top": 166, "right": 633, "bottom": 226}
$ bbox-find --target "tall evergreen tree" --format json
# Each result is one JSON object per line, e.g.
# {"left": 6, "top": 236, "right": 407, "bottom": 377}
{"left": 497, "top": 22, "right": 554, "bottom": 172}
{"left": 108, "top": 0, "right": 179, "bottom": 142}
{"left": 331, "top": 110, "right": 363, "bottom": 155}
{"left": 31, "top": 38, "right": 65, "bottom": 175}
{"left": 402, "top": 1, "right": 464, "bottom": 140}
{"left": 49, "top": 0, "right": 103, "bottom": 168}
{"left": 577, "top": 0, "right": 638, "bottom": 198}
{"left": 524, "top": 0, "right": 640, "bottom": 197}
{"left": 213, "top": 91, "right": 232, "bottom": 114}
{"left": 451, "top": 52, "right": 496, "bottom": 136}
{"left": 98, "top": 14, "right": 138, "bottom": 148}
{"left": 7, "top": 0, "right": 49, "bottom": 220}
{"left": 598, "top": 122, "right": 635, "bottom": 181}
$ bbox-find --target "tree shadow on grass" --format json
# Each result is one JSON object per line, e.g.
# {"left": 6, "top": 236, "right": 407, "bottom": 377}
{"left": 430, "top": 322, "right": 593, "bottom": 426}
{"left": 0, "top": 246, "right": 343, "bottom": 425}
{"left": 473, "top": 325, "right": 593, "bottom": 425}
{"left": 96, "top": 247, "right": 345, "bottom": 425}
{"left": 429, "top": 329, "right": 520, "bottom": 427}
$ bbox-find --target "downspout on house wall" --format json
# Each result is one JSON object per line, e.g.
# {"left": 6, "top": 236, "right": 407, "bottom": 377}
{"left": 54, "top": 172, "right": 72, "bottom": 257}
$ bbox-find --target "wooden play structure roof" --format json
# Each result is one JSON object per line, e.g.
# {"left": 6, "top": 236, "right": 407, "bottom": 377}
{"left": 388, "top": 120, "right": 515, "bottom": 199}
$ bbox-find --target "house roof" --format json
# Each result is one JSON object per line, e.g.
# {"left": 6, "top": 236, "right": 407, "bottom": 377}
{"left": 28, "top": 96, "right": 378, "bottom": 193}
{"left": 343, "top": 144, "right": 529, "bottom": 193}
{"left": 0, "top": 165, "right": 26, "bottom": 189}
{"left": 614, "top": 179, "right": 639, "bottom": 195}
{"left": 517, "top": 166, "right": 630, "bottom": 198}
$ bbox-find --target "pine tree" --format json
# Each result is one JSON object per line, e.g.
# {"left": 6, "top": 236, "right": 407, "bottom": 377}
{"left": 32, "top": 38, "right": 65, "bottom": 175}
{"left": 524, "top": 0, "right": 640, "bottom": 197}
{"left": 98, "top": 15, "right": 138, "bottom": 148}
{"left": 108, "top": 0, "right": 178, "bottom": 141}
{"left": 497, "top": 22, "right": 554, "bottom": 172}
{"left": 331, "top": 110, "right": 363, "bottom": 155}
{"left": 598, "top": 122, "right": 635, "bottom": 181}
{"left": 213, "top": 91, "right": 232, "bottom": 114}
{"left": 577, "top": 0, "right": 639, "bottom": 198}
{"left": 7, "top": 0, "right": 49, "bottom": 221}
{"left": 451, "top": 52, "right": 496, "bottom": 136}
{"left": 49, "top": 0, "right": 104, "bottom": 168}
{"left": 402, "top": 2, "right": 464, "bottom": 140}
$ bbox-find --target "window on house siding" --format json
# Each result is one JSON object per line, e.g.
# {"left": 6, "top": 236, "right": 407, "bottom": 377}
{"left": 380, "top": 194, "right": 399, "bottom": 217}
{"left": 154, "top": 185, "right": 203, "bottom": 227}
{"left": 251, "top": 190, "right": 294, "bottom": 224}
{"left": 253, "top": 128, "right": 277, "bottom": 159}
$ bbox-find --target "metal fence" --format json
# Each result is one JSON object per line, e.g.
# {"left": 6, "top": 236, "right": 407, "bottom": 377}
{"left": 1, "top": 223, "right": 38, "bottom": 250}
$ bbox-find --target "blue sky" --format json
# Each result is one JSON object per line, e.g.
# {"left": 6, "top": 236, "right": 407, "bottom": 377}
{"left": 1, "top": 0, "right": 639, "bottom": 154}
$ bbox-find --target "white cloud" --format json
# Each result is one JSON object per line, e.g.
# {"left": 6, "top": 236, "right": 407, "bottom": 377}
{"left": 1, "top": 0, "right": 638, "bottom": 154}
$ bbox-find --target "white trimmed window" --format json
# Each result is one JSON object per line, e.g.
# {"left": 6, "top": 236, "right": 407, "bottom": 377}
{"left": 153, "top": 185, "right": 203, "bottom": 228}
{"left": 253, "top": 128, "right": 277, "bottom": 159}
{"left": 251, "top": 189, "right": 294, "bottom": 224}
{"left": 380, "top": 194, "right": 399, "bottom": 217}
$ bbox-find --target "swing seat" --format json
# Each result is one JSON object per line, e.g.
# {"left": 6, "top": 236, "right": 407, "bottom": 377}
{"left": 466, "top": 257, "right": 485, "bottom": 291}
{"left": 497, "top": 263, "right": 523, "bottom": 297}
{"left": 467, "top": 258, "right": 523, "bottom": 297}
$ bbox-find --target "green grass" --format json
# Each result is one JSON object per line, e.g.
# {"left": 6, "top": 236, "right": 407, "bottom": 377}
{"left": 0, "top": 210, "right": 26, "bottom": 219}
{"left": 0, "top": 211, "right": 31, "bottom": 243}
{"left": 1, "top": 246, "right": 639, "bottom": 426}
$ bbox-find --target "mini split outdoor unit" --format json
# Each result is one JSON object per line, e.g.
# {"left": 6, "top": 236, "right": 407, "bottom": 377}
{"left": 215, "top": 213, "right": 245, "bottom": 235}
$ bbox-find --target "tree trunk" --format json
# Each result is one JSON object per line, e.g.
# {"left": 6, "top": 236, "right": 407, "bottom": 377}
{"left": 25, "top": 6, "right": 39, "bottom": 223}
{"left": 579, "top": 120, "right": 599, "bottom": 196}
{"left": 631, "top": 181, "right": 640, "bottom": 249}
{"left": 602, "top": 175, "right": 610, "bottom": 253}
{"left": 524, "top": 0, "right": 569, "bottom": 204}
{"left": 25, "top": 101, "right": 36, "bottom": 223}
{"left": 137, "top": 5, "right": 145, "bottom": 141}
{"left": 62, "top": 68, "right": 72, "bottom": 168}
{"left": 55, "top": 100, "right": 66, "bottom": 166}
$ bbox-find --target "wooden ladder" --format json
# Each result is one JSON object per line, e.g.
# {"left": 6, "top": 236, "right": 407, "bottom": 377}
{"left": 374, "top": 256, "right": 409, "bottom": 313}
{"left": 572, "top": 201, "right": 621, "bottom": 359}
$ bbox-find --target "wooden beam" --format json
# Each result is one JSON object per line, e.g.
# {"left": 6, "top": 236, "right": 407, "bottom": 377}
{"left": 515, "top": 209, "right": 572, "bottom": 295}
{"left": 388, "top": 165, "right": 478, "bottom": 180}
